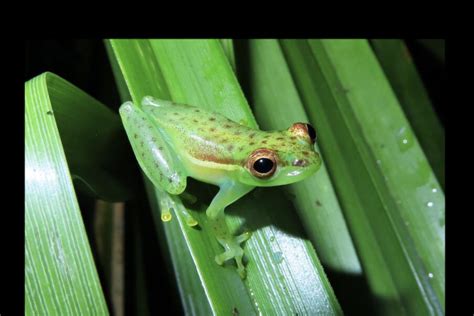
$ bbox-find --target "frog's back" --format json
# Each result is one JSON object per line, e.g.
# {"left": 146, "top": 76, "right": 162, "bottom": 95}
{"left": 142, "top": 98, "right": 303, "bottom": 168}
{"left": 142, "top": 99, "right": 255, "bottom": 165}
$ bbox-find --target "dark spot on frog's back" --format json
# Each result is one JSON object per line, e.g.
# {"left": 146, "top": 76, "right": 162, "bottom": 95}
{"left": 209, "top": 127, "right": 216, "bottom": 132}
{"left": 194, "top": 109, "right": 200, "bottom": 112}
{"left": 227, "top": 145, "right": 234, "bottom": 151}
{"left": 249, "top": 133, "right": 256, "bottom": 139}
{"left": 209, "top": 117, "right": 216, "bottom": 121}
{"left": 193, "top": 119, "right": 198, "bottom": 123}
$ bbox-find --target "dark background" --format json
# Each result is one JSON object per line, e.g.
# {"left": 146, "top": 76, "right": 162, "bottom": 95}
{"left": 24, "top": 40, "right": 445, "bottom": 126}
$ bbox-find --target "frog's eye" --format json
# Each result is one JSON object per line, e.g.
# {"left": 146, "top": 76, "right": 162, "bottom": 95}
{"left": 254, "top": 158, "right": 274, "bottom": 173}
{"left": 247, "top": 149, "right": 277, "bottom": 178}
{"left": 305, "top": 124, "right": 317, "bottom": 144}
{"left": 289, "top": 122, "right": 317, "bottom": 144}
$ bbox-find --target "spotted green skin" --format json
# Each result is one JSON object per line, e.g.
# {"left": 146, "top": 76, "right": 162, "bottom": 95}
{"left": 119, "top": 96, "right": 321, "bottom": 278}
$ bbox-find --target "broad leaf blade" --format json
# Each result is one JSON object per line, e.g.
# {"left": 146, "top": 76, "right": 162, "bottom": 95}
{"left": 371, "top": 39, "right": 445, "bottom": 188}
{"left": 243, "top": 39, "right": 361, "bottom": 273}
{"left": 108, "top": 39, "right": 342, "bottom": 315}
{"left": 220, "top": 39, "right": 236, "bottom": 71}
{"left": 281, "top": 39, "right": 445, "bottom": 315}
{"left": 25, "top": 73, "right": 114, "bottom": 315}
{"left": 240, "top": 39, "right": 372, "bottom": 312}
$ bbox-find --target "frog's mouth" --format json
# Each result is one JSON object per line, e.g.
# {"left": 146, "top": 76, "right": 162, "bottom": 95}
{"left": 275, "top": 162, "right": 321, "bottom": 185}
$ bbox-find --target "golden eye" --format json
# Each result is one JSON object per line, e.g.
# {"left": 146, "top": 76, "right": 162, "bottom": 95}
{"left": 247, "top": 149, "right": 277, "bottom": 178}
{"left": 305, "top": 124, "right": 317, "bottom": 144}
{"left": 288, "top": 122, "right": 317, "bottom": 144}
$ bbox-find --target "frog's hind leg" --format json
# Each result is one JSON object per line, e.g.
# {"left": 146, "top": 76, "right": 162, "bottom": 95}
{"left": 119, "top": 101, "right": 186, "bottom": 195}
{"left": 120, "top": 101, "right": 199, "bottom": 226}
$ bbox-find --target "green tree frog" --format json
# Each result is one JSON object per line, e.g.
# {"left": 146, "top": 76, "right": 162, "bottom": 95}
{"left": 119, "top": 96, "right": 321, "bottom": 278}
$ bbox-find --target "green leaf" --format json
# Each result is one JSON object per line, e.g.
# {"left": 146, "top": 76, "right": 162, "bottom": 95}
{"left": 25, "top": 72, "right": 120, "bottom": 315}
{"left": 239, "top": 38, "right": 369, "bottom": 311}
{"left": 108, "top": 39, "right": 342, "bottom": 315}
{"left": 281, "top": 39, "right": 445, "bottom": 315}
{"left": 371, "top": 39, "right": 445, "bottom": 188}
{"left": 220, "top": 39, "right": 236, "bottom": 71}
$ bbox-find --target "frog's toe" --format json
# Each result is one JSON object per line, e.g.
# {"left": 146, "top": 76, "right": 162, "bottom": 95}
{"left": 185, "top": 216, "right": 198, "bottom": 227}
{"left": 236, "top": 231, "right": 252, "bottom": 244}
{"left": 160, "top": 207, "right": 172, "bottom": 222}
{"left": 161, "top": 213, "right": 172, "bottom": 222}
{"left": 179, "top": 207, "right": 198, "bottom": 227}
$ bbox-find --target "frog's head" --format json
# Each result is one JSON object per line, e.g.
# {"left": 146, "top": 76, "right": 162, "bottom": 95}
{"left": 238, "top": 123, "right": 322, "bottom": 187}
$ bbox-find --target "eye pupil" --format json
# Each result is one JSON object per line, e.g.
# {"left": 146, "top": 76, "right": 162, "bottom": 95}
{"left": 306, "top": 124, "right": 317, "bottom": 143}
{"left": 253, "top": 158, "right": 274, "bottom": 174}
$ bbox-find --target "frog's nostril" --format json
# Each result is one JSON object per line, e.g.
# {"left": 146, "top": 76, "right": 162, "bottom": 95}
{"left": 292, "top": 159, "right": 308, "bottom": 167}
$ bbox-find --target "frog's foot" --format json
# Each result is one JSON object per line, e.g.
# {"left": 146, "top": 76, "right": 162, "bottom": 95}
{"left": 215, "top": 232, "right": 252, "bottom": 278}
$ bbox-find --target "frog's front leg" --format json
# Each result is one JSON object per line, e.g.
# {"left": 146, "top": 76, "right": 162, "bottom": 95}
{"left": 206, "top": 182, "right": 254, "bottom": 278}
